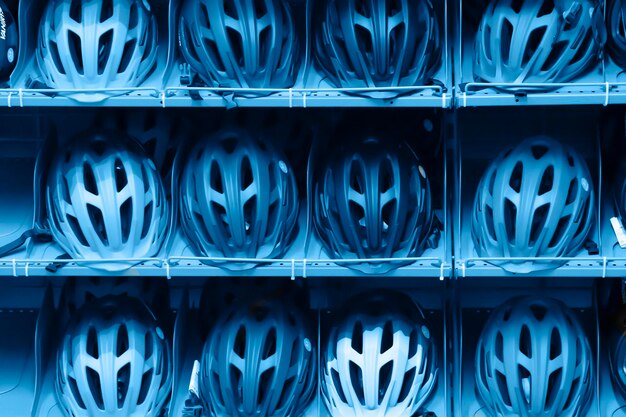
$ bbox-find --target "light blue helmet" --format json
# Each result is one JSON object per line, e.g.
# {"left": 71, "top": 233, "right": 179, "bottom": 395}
{"left": 46, "top": 130, "right": 169, "bottom": 270}
{"left": 474, "top": 0, "right": 604, "bottom": 84}
{"left": 56, "top": 295, "right": 172, "bottom": 417}
{"left": 476, "top": 296, "right": 593, "bottom": 417}
{"left": 472, "top": 136, "right": 595, "bottom": 273}
{"left": 322, "top": 290, "right": 438, "bottom": 417}
{"left": 37, "top": 0, "right": 158, "bottom": 90}
{"left": 200, "top": 299, "right": 316, "bottom": 417}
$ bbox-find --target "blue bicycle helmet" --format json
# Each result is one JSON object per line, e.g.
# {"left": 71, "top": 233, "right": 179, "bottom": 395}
{"left": 46, "top": 130, "right": 169, "bottom": 271}
{"left": 180, "top": 128, "right": 299, "bottom": 268}
{"left": 474, "top": 0, "right": 604, "bottom": 84}
{"left": 37, "top": 0, "right": 158, "bottom": 91}
{"left": 200, "top": 299, "right": 316, "bottom": 417}
{"left": 472, "top": 136, "right": 595, "bottom": 273}
{"left": 609, "top": 0, "right": 626, "bottom": 70}
{"left": 476, "top": 296, "right": 593, "bottom": 417}
{"left": 314, "top": 137, "right": 434, "bottom": 274}
{"left": 322, "top": 290, "right": 438, "bottom": 417}
{"left": 56, "top": 295, "right": 172, "bottom": 417}
{"left": 178, "top": 0, "right": 300, "bottom": 89}
{"left": 0, "top": 0, "right": 17, "bottom": 80}
{"left": 315, "top": 0, "right": 441, "bottom": 89}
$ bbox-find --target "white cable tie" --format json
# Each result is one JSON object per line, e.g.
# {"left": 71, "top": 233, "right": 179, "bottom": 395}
{"left": 461, "top": 261, "right": 466, "bottom": 278}
{"left": 7, "top": 92, "right": 12, "bottom": 108}
{"left": 441, "top": 92, "right": 446, "bottom": 108}
{"left": 302, "top": 92, "right": 307, "bottom": 108}
{"left": 24, "top": 261, "right": 29, "bottom": 278}
{"left": 439, "top": 263, "right": 445, "bottom": 281}
{"left": 291, "top": 259, "right": 296, "bottom": 280}
{"left": 161, "top": 91, "right": 166, "bottom": 108}
{"left": 602, "top": 256, "right": 608, "bottom": 279}
{"left": 12, "top": 259, "right": 17, "bottom": 277}
{"left": 302, "top": 258, "right": 307, "bottom": 279}
{"left": 463, "top": 91, "right": 467, "bottom": 108}
{"left": 164, "top": 261, "right": 171, "bottom": 280}
{"left": 288, "top": 88, "right": 293, "bottom": 108}
{"left": 18, "top": 88, "right": 23, "bottom": 107}
{"left": 605, "top": 82, "right": 610, "bottom": 107}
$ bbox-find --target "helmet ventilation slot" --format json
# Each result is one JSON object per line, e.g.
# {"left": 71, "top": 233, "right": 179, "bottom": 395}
{"left": 349, "top": 360, "right": 365, "bottom": 405}
{"left": 117, "top": 363, "right": 131, "bottom": 407}
{"left": 87, "top": 367, "right": 104, "bottom": 410}
{"left": 100, "top": 0, "right": 114, "bottom": 23}
{"left": 97, "top": 30, "right": 114, "bottom": 75}
{"left": 378, "top": 361, "right": 393, "bottom": 403}
{"left": 68, "top": 31, "right": 84, "bottom": 75}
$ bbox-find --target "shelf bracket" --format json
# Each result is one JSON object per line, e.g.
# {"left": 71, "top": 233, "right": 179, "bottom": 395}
{"left": 164, "top": 260, "right": 171, "bottom": 280}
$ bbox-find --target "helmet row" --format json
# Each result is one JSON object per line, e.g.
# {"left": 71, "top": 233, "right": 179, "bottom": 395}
{"left": 55, "top": 290, "right": 625, "bottom": 417}
{"left": 42, "top": 126, "right": 438, "bottom": 273}
{"left": 55, "top": 290, "right": 439, "bottom": 417}
{"left": 8, "top": 0, "right": 626, "bottom": 90}
{"left": 25, "top": 0, "right": 443, "bottom": 90}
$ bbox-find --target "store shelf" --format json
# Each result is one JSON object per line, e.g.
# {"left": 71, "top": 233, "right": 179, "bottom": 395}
{"left": 456, "top": 83, "right": 610, "bottom": 107}
{"left": 0, "top": 87, "right": 452, "bottom": 108}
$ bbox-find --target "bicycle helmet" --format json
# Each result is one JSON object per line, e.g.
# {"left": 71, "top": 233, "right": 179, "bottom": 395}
{"left": 56, "top": 295, "right": 172, "bottom": 417}
{"left": 178, "top": 0, "right": 300, "bottom": 89}
{"left": 608, "top": 0, "right": 626, "bottom": 68}
{"left": 36, "top": 0, "right": 158, "bottom": 93}
{"left": 180, "top": 128, "right": 299, "bottom": 269}
{"left": 474, "top": 0, "right": 605, "bottom": 85}
{"left": 475, "top": 296, "right": 593, "bottom": 417}
{"left": 322, "top": 290, "right": 438, "bottom": 417}
{"left": 314, "top": 137, "right": 434, "bottom": 274}
{"left": 46, "top": 130, "right": 169, "bottom": 271}
{"left": 315, "top": 0, "right": 441, "bottom": 89}
{"left": 472, "top": 136, "right": 595, "bottom": 273}
{"left": 0, "top": 0, "right": 17, "bottom": 81}
{"left": 200, "top": 299, "right": 316, "bottom": 417}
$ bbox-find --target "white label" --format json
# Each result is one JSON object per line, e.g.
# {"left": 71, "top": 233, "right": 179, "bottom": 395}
{"left": 611, "top": 217, "right": 626, "bottom": 249}
{"left": 189, "top": 360, "right": 201, "bottom": 397}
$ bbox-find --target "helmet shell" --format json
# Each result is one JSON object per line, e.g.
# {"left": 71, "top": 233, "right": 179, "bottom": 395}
{"left": 0, "top": 0, "right": 17, "bottom": 81}
{"left": 322, "top": 290, "right": 438, "bottom": 417}
{"left": 46, "top": 130, "right": 169, "bottom": 270}
{"left": 200, "top": 300, "right": 316, "bottom": 417}
{"left": 180, "top": 128, "right": 299, "bottom": 268}
{"left": 475, "top": 296, "right": 594, "bottom": 417}
{"left": 315, "top": 0, "right": 441, "bottom": 88}
{"left": 56, "top": 295, "right": 172, "bottom": 417}
{"left": 609, "top": 0, "right": 626, "bottom": 68}
{"left": 37, "top": 0, "right": 158, "bottom": 91}
{"left": 178, "top": 0, "right": 300, "bottom": 88}
{"left": 314, "top": 137, "right": 434, "bottom": 274}
{"left": 471, "top": 136, "right": 595, "bottom": 273}
{"left": 474, "top": 0, "right": 604, "bottom": 84}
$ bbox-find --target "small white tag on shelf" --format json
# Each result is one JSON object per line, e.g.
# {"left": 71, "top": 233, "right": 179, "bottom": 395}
{"left": 189, "top": 360, "right": 201, "bottom": 397}
{"left": 611, "top": 217, "right": 626, "bottom": 249}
